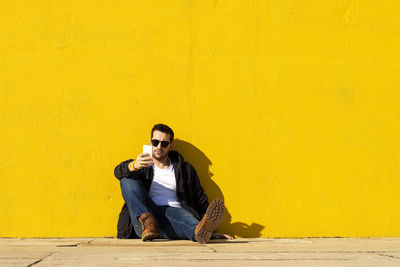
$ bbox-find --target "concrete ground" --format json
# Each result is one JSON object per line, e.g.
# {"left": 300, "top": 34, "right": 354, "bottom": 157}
{"left": 1, "top": 238, "right": 400, "bottom": 266}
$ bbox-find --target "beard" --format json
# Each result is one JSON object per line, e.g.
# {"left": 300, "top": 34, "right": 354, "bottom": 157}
{"left": 153, "top": 149, "right": 168, "bottom": 161}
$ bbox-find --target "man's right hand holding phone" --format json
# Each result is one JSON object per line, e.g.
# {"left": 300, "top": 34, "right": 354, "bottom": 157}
{"left": 128, "top": 153, "right": 153, "bottom": 171}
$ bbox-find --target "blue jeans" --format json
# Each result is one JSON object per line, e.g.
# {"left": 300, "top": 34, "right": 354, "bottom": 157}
{"left": 120, "top": 177, "right": 199, "bottom": 241}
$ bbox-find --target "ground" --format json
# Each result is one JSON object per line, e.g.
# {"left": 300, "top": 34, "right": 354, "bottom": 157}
{"left": 1, "top": 238, "right": 400, "bottom": 266}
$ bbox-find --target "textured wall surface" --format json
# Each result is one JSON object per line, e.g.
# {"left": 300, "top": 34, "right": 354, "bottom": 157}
{"left": 0, "top": 0, "right": 399, "bottom": 237}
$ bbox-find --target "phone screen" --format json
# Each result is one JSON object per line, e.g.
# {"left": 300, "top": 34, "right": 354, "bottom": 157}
{"left": 143, "top": 145, "right": 152, "bottom": 157}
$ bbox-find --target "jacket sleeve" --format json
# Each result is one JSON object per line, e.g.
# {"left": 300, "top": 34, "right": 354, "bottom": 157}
{"left": 114, "top": 159, "right": 138, "bottom": 180}
{"left": 190, "top": 165, "right": 209, "bottom": 217}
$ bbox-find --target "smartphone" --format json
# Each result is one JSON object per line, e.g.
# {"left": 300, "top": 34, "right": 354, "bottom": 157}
{"left": 143, "top": 145, "right": 152, "bottom": 157}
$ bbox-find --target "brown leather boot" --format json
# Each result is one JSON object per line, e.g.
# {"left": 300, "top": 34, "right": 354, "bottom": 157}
{"left": 195, "top": 198, "right": 225, "bottom": 244}
{"left": 138, "top": 212, "right": 160, "bottom": 241}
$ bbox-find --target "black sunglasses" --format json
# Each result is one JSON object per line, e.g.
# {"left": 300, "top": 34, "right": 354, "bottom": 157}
{"left": 151, "top": 139, "right": 170, "bottom": 148}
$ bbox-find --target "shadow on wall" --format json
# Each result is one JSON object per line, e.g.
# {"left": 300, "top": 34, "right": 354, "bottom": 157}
{"left": 173, "top": 139, "right": 265, "bottom": 238}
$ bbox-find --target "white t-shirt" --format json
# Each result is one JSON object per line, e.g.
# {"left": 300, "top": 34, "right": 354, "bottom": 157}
{"left": 149, "top": 159, "right": 181, "bottom": 208}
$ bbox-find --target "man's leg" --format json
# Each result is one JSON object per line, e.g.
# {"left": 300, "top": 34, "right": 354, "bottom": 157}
{"left": 194, "top": 199, "right": 225, "bottom": 243}
{"left": 164, "top": 199, "right": 226, "bottom": 243}
{"left": 164, "top": 206, "right": 199, "bottom": 241}
{"left": 120, "top": 177, "right": 160, "bottom": 241}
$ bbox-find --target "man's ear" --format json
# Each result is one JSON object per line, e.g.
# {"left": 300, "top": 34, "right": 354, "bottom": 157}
{"left": 170, "top": 141, "right": 174, "bottom": 149}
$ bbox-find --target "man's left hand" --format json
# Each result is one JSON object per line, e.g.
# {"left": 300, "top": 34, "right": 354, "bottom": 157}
{"left": 211, "top": 232, "right": 234, "bottom": 240}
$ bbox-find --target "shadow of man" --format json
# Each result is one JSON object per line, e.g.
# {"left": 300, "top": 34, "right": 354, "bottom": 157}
{"left": 173, "top": 139, "right": 265, "bottom": 238}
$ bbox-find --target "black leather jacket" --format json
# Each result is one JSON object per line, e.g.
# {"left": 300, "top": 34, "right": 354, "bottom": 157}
{"left": 114, "top": 150, "right": 209, "bottom": 238}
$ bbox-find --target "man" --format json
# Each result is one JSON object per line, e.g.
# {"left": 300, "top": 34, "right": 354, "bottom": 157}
{"left": 114, "top": 124, "right": 233, "bottom": 243}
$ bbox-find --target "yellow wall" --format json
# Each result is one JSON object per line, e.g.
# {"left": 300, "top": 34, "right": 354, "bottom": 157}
{"left": 1, "top": 0, "right": 399, "bottom": 238}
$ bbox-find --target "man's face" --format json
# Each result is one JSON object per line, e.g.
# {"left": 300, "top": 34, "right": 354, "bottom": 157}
{"left": 150, "top": 130, "right": 174, "bottom": 160}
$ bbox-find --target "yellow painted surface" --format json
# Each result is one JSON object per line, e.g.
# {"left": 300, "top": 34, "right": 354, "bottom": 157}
{"left": 0, "top": 0, "right": 399, "bottom": 238}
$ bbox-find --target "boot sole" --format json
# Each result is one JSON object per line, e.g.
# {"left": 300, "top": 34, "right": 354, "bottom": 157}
{"left": 142, "top": 232, "right": 159, "bottom": 241}
{"left": 195, "top": 198, "right": 225, "bottom": 244}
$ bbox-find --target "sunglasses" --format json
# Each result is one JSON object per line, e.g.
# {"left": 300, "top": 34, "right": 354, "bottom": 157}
{"left": 151, "top": 139, "right": 170, "bottom": 148}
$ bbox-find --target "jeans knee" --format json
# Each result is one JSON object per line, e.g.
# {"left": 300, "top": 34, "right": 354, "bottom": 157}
{"left": 120, "top": 178, "right": 144, "bottom": 193}
{"left": 120, "top": 177, "right": 140, "bottom": 186}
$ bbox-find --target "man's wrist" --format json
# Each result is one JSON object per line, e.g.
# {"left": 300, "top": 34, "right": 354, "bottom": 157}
{"left": 128, "top": 160, "right": 136, "bottom": 171}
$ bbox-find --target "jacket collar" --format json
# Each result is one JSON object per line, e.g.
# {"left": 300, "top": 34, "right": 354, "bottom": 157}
{"left": 168, "top": 150, "right": 184, "bottom": 165}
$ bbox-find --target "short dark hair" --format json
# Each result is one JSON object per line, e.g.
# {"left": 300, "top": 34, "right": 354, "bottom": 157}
{"left": 151, "top": 123, "right": 174, "bottom": 142}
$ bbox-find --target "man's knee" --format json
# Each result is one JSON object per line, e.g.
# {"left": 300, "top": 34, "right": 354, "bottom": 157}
{"left": 120, "top": 177, "right": 143, "bottom": 190}
{"left": 120, "top": 178, "right": 148, "bottom": 200}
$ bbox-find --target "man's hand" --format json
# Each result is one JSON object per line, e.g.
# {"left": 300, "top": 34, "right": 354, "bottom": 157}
{"left": 211, "top": 232, "right": 234, "bottom": 240}
{"left": 129, "top": 153, "right": 153, "bottom": 171}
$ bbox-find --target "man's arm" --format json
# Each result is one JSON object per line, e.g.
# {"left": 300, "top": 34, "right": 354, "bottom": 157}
{"left": 114, "top": 159, "right": 136, "bottom": 180}
{"left": 114, "top": 153, "right": 154, "bottom": 180}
